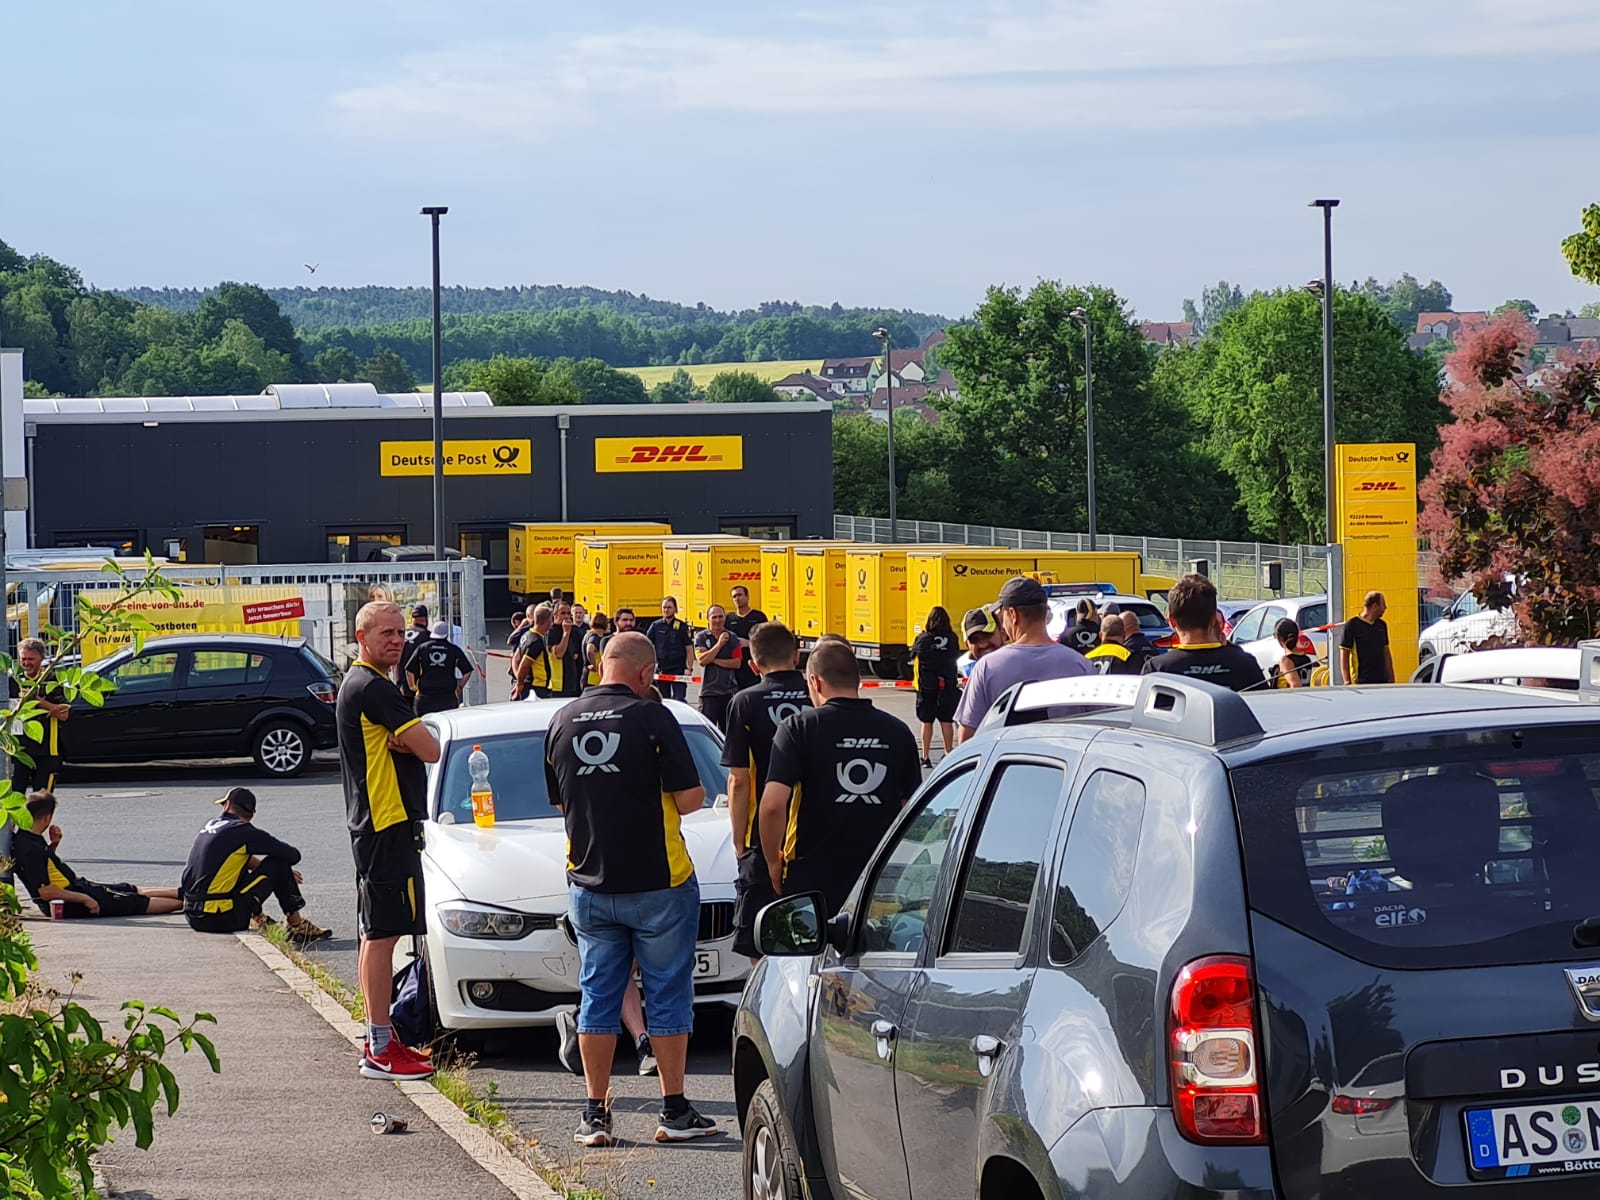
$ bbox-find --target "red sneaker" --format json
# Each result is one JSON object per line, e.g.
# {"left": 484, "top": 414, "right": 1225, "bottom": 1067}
{"left": 360, "top": 1041, "right": 435, "bottom": 1080}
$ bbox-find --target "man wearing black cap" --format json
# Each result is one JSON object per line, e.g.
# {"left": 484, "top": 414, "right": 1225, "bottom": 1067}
{"left": 961, "top": 606, "right": 1007, "bottom": 675}
{"left": 180, "top": 787, "right": 332, "bottom": 940}
{"left": 397, "top": 604, "right": 431, "bottom": 703}
{"left": 955, "top": 577, "right": 1091, "bottom": 742}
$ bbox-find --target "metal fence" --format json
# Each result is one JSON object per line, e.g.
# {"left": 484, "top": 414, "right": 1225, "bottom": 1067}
{"left": 12, "top": 558, "right": 489, "bottom": 704}
{"left": 833, "top": 516, "right": 1332, "bottom": 600}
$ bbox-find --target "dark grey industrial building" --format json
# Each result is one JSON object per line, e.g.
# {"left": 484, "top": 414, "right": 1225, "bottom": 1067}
{"left": 22, "top": 384, "right": 833, "bottom": 607}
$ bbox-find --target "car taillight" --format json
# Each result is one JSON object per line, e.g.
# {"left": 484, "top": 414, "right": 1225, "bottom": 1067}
{"left": 1296, "top": 634, "right": 1316, "bottom": 656}
{"left": 307, "top": 682, "right": 337, "bottom": 705}
{"left": 1170, "top": 955, "right": 1266, "bottom": 1145}
{"left": 1154, "top": 633, "right": 1178, "bottom": 649}
{"left": 1330, "top": 1095, "right": 1396, "bottom": 1116}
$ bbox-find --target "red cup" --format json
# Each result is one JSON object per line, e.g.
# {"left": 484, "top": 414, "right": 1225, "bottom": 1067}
{"left": 49, "top": 899, "right": 65, "bottom": 920}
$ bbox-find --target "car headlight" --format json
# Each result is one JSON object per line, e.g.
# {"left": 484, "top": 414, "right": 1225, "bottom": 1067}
{"left": 437, "top": 901, "right": 537, "bottom": 940}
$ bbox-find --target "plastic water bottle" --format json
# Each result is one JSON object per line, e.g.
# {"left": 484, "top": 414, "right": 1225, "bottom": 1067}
{"left": 469, "top": 745, "right": 495, "bottom": 829}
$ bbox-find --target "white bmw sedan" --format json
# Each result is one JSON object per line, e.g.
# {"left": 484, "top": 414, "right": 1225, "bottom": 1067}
{"left": 418, "top": 698, "right": 746, "bottom": 1032}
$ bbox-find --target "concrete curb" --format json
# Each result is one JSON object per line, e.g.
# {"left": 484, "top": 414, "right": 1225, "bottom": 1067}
{"left": 235, "top": 932, "right": 561, "bottom": 1200}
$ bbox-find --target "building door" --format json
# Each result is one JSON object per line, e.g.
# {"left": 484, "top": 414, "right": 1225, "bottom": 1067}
{"left": 460, "top": 527, "right": 512, "bottom": 621}
{"left": 719, "top": 518, "right": 795, "bottom": 540}
{"left": 326, "top": 529, "right": 405, "bottom": 563}
{"left": 202, "top": 524, "right": 260, "bottom": 565}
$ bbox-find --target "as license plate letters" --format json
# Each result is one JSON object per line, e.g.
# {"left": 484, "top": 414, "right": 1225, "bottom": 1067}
{"left": 1465, "top": 1102, "right": 1600, "bottom": 1179}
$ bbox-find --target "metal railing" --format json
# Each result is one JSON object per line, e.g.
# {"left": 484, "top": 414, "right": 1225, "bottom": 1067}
{"left": 833, "top": 516, "right": 1335, "bottom": 600}
{"left": 12, "top": 558, "right": 489, "bottom": 704}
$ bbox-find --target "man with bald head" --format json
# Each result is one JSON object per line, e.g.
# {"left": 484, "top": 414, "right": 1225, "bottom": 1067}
{"left": 1084, "top": 615, "right": 1139, "bottom": 675}
{"left": 1120, "top": 609, "right": 1158, "bottom": 673}
{"left": 544, "top": 630, "right": 719, "bottom": 1147}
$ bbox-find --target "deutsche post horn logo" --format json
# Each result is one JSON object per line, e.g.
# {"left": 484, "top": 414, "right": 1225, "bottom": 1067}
{"left": 770, "top": 562, "right": 778, "bottom": 577}
{"left": 806, "top": 566, "right": 816, "bottom": 583}
{"left": 696, "top": 561, "right": 705, "bottom": 577}
{"left": 919, "top": 571, "right": 929, "bottom": 589}
{"left": 857, "top": 568, "right": 868, "bottom": 586}
{"left": 1396, "top": 450, "right": 1411, "bottom": 463}
{"left": 493, "top": 444, "right": 520, "bottom": 468}
{"left": 953, "top": 564, "right": 968, "bottom": 577}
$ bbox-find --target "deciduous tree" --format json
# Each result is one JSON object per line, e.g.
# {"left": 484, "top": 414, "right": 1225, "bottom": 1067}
{"left": 704, "top": 371, "right": 782, "bottom": 404}
{"left": 1418, "top": 315, "right": 1600, "bottom": 642}
{"left": 1562, "top": 203, "right": 1600, "bottom": 286}
{"left": 1174, "top": 289, "right": 1446, "bottom": 543}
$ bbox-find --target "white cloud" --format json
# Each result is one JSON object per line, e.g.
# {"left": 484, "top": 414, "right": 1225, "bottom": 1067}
{"left": 329, "top": 0, "right": 1600, "bottom": 142}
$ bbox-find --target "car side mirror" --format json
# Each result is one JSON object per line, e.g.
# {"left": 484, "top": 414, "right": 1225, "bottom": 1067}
{"left": 756, "top": 893, "right": 829, "bottom": 957}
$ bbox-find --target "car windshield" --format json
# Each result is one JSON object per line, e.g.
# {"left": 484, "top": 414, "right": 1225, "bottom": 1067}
{"left": 1232, "top": 727, "right": 1600, "bottom": 969}
{"left": 432, "top": 726, "right": 728, "bottom": 823}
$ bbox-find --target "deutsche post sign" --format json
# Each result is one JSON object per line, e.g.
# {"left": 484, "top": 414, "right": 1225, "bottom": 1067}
{"left": 594, "top": 436, "right": 743, "bottom": 473}
{"left": 381, "top": 440, "right": 531, "bottom": 477}
{"left": 1335, "top": 442, "right": 1420, "bottom": 677}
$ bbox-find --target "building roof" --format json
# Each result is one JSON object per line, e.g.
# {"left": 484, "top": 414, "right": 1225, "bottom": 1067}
{"left": 887, "top": 348, "right": 924, "bottom": 371}
{"left": 921, "top": 330, "right": 948, "bottom": 350}
{"left": 1139, "top": 321, "right": 1195, "bottom": 345}
{"left": 820, "top": 357, "right": 876, "bottom": 376}
{"left": 21, "top": 381, "right": 493, "bottom": 416}
{"left": 1536, "top": 317, "right": 1600, "bottom": 344}
{"left": 1415, "top": 311, "right": 1490, "bottom": 335}
{"left": 871, "top": 384, "right": 930, "bottom": 406}
{"left": 770, "top": 373, "right": 836, "bottom": 397}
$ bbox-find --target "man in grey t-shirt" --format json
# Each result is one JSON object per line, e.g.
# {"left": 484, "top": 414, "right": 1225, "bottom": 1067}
{"left": 955, "top": 577, "right": 1091, "bottom": 741}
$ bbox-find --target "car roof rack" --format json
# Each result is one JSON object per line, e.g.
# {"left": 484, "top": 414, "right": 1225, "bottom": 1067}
{"left": 979, "top": 673, "right": 1266, "bottom": 748}
{"left": 1581, "top": 640, "right": 1600, "bottom": 703}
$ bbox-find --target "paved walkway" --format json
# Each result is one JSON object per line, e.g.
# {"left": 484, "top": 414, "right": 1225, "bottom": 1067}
{"left": 27, "top": 913, "right": 522, "bottom": 1200}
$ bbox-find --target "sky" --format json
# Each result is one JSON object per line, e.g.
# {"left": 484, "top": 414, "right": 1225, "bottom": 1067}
{"left": 7, "top": 0, "right": 1599, "bottom": 322}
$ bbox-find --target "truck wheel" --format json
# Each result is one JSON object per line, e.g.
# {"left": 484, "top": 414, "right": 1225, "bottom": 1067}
{"left": 253, "top": 721, "right": 310, "bottom": 777}
{"left": 744, "top": 1079, "right": 804, "bottom": 1200}
{"left": 871, "top": 658, "right": 901, "bottom": 680}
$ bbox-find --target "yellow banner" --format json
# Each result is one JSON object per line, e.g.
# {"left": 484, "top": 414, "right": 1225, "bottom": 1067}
{"left": 1335, "top": 442, "right": 1420, "bottom": 678}
{"left": 594, "top": 436, "right": 743, "bottom": 473}
{"left": 80, "top": 586, "right": 306, "bottom": 664}
{"left": 381, "top": 440, "right": 531, "bottom": 477}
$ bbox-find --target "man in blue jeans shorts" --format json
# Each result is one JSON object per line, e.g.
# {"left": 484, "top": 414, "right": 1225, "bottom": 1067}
{"left": 545, "top": 631, "right": 720, "bottom": 1147}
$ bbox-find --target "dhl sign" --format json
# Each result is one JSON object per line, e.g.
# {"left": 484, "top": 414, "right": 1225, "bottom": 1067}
{"left": 540, "top": 547, "right": 573, "bottom": 555}
{"left": 622, "top": 566, "right": 660, "bottom": 576}
{"left": 728, "top": 571, "right": 760, "bottom": 582}
{"left": 1355, "top": 481, "right": 1402, "bottom": 492}
{"left": 594, "top": 436, "right": 743, "bottom": 473}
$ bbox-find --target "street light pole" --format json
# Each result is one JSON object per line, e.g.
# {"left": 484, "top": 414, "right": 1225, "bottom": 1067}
{"left": 421, "top": 205, "right": 449, "bottom": 564}
{"left": 873, "top": 327, "right": 898, "bottom": 543}
{"left": 1310, "top": 198, "right": 1341, "bottom": 683}
{"left": 1068, "top": 307, "right": 1097, "bottom": 552}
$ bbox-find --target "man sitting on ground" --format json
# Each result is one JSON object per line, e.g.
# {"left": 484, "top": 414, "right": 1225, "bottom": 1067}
{"left": 180, "top": 786, "right": 332, "bottom": 940}
{"left": 11, "top": 792, "right": 183, "bottom": 918}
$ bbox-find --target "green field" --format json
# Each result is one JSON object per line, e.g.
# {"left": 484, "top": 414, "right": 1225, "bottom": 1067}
{"left": 619, "top": 359, "right": 824, "bottom": 389}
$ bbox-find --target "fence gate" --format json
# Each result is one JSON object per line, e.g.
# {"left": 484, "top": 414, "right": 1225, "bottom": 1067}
{"left": 10, "top": 558, "right": 489, "bottom": 705}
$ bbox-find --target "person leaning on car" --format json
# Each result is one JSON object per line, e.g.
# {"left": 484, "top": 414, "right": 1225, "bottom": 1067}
{"left": 544, "top": 631, "right": 720, "bottom": 1147}
{"left": 720, "top": 621, "right": 812, "bottom": 960}
{"left": 759, "top": 640, "right": 921, "bottom": 919}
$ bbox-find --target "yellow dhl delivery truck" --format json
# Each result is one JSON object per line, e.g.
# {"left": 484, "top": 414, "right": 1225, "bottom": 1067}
{"left": 572, "top": 535, "right": 681, "bottom": 621}
{"left": 678, "top": 540, "right": 762, "bottom": 627}
{"left": 508, "top": 522, "right": 670, "bottom": 599}
{"left": 760, "top": 541, "right": 858, "bottom": 632}
{"left": 846, "top": 546, "right": 929, "bottom": 678}
{"left": 791, "top": 544, "right": 852, "bottom": 645}
{"left": 905, "top": 548, "right": 1177, "bottom": 637}
{"left": 659, "top": 537, "right": 756, "bottom": 624}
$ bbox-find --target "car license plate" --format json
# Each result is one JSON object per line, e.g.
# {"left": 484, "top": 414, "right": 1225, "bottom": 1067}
{"left": 694, "top": 949, "right": 720, "bottom": 979}
{"left": 1465, "top": 1102, "right": 1600, "bottom": 1179}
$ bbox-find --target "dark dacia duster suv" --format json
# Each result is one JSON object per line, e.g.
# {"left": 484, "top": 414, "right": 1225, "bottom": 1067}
{"left": 733, "top": 657, "right": 1600, "bottom": 1200}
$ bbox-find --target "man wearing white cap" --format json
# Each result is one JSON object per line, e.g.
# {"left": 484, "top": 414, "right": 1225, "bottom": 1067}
{"left": 405, "top": 621, "right": 475, "bottom": 716}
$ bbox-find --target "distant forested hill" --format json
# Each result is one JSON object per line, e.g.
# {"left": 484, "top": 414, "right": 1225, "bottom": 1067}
{"left": 116, "top": 284, "right": 950, "bottom": 339}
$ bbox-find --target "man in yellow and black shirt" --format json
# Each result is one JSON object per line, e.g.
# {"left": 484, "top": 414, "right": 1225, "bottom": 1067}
{"left": 9, "top": 638, "right": 69, "bottom": 793}
{"left": 759, "top": 640, "right": 921, "bottom": 918}
{"left": 338, "top": 601, "right": 441, "bottom": 1082}
{"left": 1085, "top": 616, "right": 1141, "bottom": 675}
{"left": 180, "top": 786, "right": 331, "bottom": 939}
{"left": 512, "top": 604, "right": 556, "bottom": 700}
{"left": 544, "top": 631, "right": 719, "bottom": 1147}
{"left": 11, "top": 792, "right": 182, "bottom": 918}
{"left": 720, "top": 621, "right": 811, "bottom": 958}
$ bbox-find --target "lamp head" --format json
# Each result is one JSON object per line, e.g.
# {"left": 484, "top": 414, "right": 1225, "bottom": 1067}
{"left": 1068, "top": 307, "right": 1088, "bottom": 324}
{"left": 420, "top": 205, "right": 449, "bottom": 216}
{"left": 871, "top": 327, "right": 890, "bottom": 342}
{"left": 1308, "top": 198, "right": 1340, "bottom": 209}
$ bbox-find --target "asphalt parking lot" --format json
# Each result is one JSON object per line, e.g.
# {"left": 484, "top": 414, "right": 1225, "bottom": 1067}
{"left": 41, "top": 678, "right": 927, "bottom": 1200}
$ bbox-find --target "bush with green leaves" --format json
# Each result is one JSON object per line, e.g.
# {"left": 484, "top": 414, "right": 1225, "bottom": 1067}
{"left": 0, "top": 557, "right": 220, "bottom": 1198}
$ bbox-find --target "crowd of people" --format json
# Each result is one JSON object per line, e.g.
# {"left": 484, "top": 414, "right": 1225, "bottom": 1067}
{"left": 1, "top": 568, "right": 1391, "bottom": 1153}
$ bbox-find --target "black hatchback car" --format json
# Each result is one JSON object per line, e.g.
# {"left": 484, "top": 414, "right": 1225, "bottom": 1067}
{"left": 61, "top": 634, "right": 340, "bottom": 777}
{"left": 735, "top": 660, "right": 1600, "bottom": 1200}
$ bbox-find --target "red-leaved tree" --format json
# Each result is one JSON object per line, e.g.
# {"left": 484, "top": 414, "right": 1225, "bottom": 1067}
{"left": 1418, "top": 314, "right": 1600, "bottom": 644}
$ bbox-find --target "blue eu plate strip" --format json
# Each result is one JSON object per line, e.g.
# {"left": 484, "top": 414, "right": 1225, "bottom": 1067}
{"left": 1467, "top": 1110, "right": 1500, "bottom": 1170}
